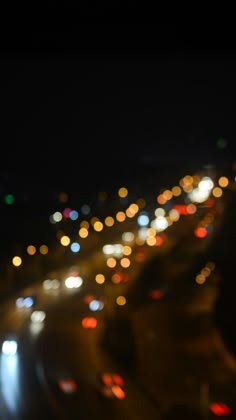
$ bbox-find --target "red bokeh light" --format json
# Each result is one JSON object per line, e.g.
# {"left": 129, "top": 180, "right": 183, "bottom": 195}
{"left": 149, "top": 289, "right": 164, "bottom": 300}
{"left": 209, "top": 402, "right": 231, "bottom": 416}
{"left": 194, "top": 227, "right": 207, "bottom": 238}
{"left": 81, "top": 317, "right": 97, "bottom": 329}
{"left": 155, "top": 236, "right": 163, "bottom": 246}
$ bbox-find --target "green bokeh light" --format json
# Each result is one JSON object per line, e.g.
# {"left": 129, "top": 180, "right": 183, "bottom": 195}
{"left": 3, "top": 194, "right": 15, "bottom": 205}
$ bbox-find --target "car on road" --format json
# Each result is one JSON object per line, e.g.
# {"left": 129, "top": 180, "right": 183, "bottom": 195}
{"left": 98, "top": 371, "right": 126, "bottom": 399}
{"left": 1, "top": 336, "right": 18, "bottom": 356}
{"left": 57, "top": 377, "right": 78, "bottom": 394}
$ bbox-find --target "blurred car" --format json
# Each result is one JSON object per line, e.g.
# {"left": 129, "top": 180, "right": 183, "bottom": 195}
{"left": 209, "top": 401, "right": 232, "bottom": 418}
{"left": 1, "top": 337, "right": 18, "bottom": 356}
{"left": 98, "top": 371, "right": 125, "bottom": 399}
{"left": 81, "top": 316, "right": 97, "bottom": 329}
{"left": 43, "top": 278, "right": 60, "bottom": 291}
{"left": 57, "top": 378, "right": 78, "bottom": 394}
{"left": 164, "top": 401, "right": 233, "bottom": 419}
{"left": 16, "top": 290, "right": 37, "bottom": 309}
{"left": 30, "top": 310, "right": 46, "bottom": 323}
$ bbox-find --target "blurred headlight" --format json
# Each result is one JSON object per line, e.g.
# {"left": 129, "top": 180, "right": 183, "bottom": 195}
{"left": 30, "top": 310, "right": 46, "bottom": 323}
{"left": 2, "top": 339, "right": 18, "bottom": 355}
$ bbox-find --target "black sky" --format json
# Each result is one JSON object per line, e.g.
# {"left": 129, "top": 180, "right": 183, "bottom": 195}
{"left": 1, "top": 22, "right": 236, "bottom": 191}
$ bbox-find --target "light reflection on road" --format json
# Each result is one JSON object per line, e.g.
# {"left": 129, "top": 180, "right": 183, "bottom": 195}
{"left": 0, "top": 352, "right": 20, "bottom": 415}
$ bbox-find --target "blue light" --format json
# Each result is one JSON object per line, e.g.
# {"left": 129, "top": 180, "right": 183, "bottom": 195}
{"left": 70, "top": 242, "right": 80, "bottom": 253}
{"left": 137, "top": 213, "right": 149, "bottom": 227}
{"left": 89, "top": 300, "right": 100, "bottom": 311}
{"left": 24, "top": 297, "right": 34, "bottom": 308}
{"left": 69, "top": 210, "right": 79, "bottom": 221}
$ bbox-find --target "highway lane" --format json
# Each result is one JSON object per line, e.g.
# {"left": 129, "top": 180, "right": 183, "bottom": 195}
{"left": 0, "top": 284, "right": 163, "bottom": 419}
{"left": 0, "top": 233, "right": 168, "bottom": 417}
{"left": 0, "top": 311, "right": 55, "bottom": 419}
{"left": 0, "top": 232, "right": 183, "bottom": 417}
{"left": 0, "top": 170, "right": 235, "bottom": 419}
{"left": 32, "top": 301, "right": 162, "bottom": 420}
{"left": 42, "top": 199, "right": 236, "bottom": 417}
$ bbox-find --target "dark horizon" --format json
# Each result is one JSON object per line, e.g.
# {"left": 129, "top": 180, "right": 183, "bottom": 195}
{"left": 2, "top": 50, "right": 236, "bottom": 171}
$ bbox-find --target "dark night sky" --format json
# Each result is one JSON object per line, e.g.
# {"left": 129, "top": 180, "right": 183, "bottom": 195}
{"left": 1, "top": 22, "right": 236, "bottom": 192}
{"left": 0, "top": 18, "right": 236, "bottom": 261}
